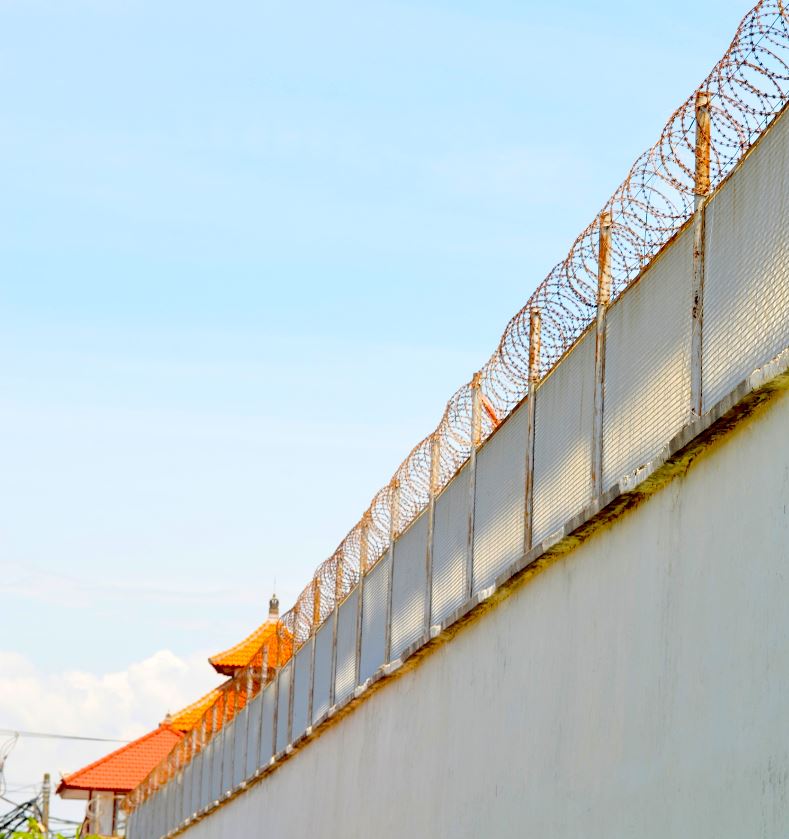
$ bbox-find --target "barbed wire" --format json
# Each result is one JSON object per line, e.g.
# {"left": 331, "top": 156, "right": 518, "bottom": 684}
{"left": 128, "top": 0, "right": 789, "bottom": 811}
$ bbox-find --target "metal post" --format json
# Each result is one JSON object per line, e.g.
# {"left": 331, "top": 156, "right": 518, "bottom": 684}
{"left": 384, "top": 480, "right": 400, "bottom": 661}
{"left": 524, "top": 308, "right": 542, "bottom": 550}
{"left": 592, "top": 210, "right": 612, "bottom": 496}
{"left": 691, "top": 90, "right": 711, "bottom": 416}
{"left": 198, "top": 717, "right": 206, "bottom": 812}
{"left": 242, "top": 666, "right": 252, "bottom": 781}
{"left": 425, "top": 434, "right": 441, "bottom": 631}
{"left": 209, "top": 702, "right": 217, "bottom": 802}
{"left": 312, "top": 577, "right": 321, "bottom": 631}
{"left": 286, "top": 655, "right": 295, "bottom": 748}
{"left": 355, "top": 515, "right": 370, "bottom": 684}
{"left": 466, "top": 373, "right": 482, "bottom": 596}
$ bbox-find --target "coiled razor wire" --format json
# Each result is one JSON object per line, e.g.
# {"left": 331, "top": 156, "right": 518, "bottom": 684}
{"left": 128, "top": 0, "right": 789, "bottom": 809}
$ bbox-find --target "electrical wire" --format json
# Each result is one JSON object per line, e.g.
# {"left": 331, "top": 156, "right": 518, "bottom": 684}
{"left": 0, "top": 728, "right": 129, "bottom": 744}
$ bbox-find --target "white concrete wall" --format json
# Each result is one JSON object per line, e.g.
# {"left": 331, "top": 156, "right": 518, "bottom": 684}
{"left": 180, "top": 388, "right": 789, "bottom": 839}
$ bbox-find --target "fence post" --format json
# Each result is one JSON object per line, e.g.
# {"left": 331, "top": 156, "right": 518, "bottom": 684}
{"left": 329, "top": 547, "right": 344, "bottom": 706}
{"left": 197, "top": 716, "right": 206, "bottom": 813}
{"left": 384, "top": 479, "right": 400, "bottom": 662}
{"left": 592, "top": 210, "right": 613, "bottom": 496}
{"left": 524, "top": 308, "right": 542, "bottom": 550}
{"left": 355, "top": 514, "right": 370, "bottom": 685}
{"left": 286, "top": 649, "right": 295, "bottom": 748}
{"left": 691, "top": 90, "right": 711, "bottom": 416}
{"left": 466, "top": 373, "right": 483, "bottom": 596}
{"left": 209, "top": 702, "right": 218, "bottom": 802}
{"left": 308, "top": 578, "right": 320, "bottom": 725}
{"left": 425, "top": 433, "right": 441, "bottom": 631}
{"left": 242, "top": 666, "right": 252, "bottom": 781}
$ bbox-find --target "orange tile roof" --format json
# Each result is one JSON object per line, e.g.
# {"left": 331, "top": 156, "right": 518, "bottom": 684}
{"left": 169, "top": 685, "right": 225, "bottom": 732}
{"left": 56, "top": 724, "right": 183, "bottom": 796}
{"left": 209, "top": 618, "right": 284, "bottom": 675}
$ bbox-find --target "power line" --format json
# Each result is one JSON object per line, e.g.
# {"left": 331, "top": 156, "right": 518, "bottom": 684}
{"left": 0, "top": 728, "right": 129, "bottom": 744}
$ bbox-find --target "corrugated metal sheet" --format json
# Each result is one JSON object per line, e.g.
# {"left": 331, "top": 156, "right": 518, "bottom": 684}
{"left": 189, "top": 751, "right": 202, "bottom": 817}
{"left": 210, "top": 726, "right": 224, "bottom": 802}
{"left": 275, "top": 661, "right": 292, "bottom": 754}
{"left": 472, "top": 402, "right": 528, "bottom": 591}
{"left": 532, "top": 329, "right": 595, "bottom": 543}
{"left": 259, "top": 682, "right": 276, "bottom": 766}
{"left": 291, "top": 638, "right": 313, "bottom": 741}
{"left": 221, "top": 716, "right": 235, "bottom": 794}
{"left": 245, "top": 692, "right": 263, "bottom": 779}
{"left": 703, "top": 110, "right": 789, "bottom": 412}
{"left": 182, "top": 760, "right": 192, "bottom": 823}
{"left": 603, "top": 226, "right": 693, "bottom": 491}
{"left": 312, "top": 612, "right": 335, "bottom": 723}
{"left": 163, "top": 779, "right": 172, "bottom": 836}
{"left": 232, "top": 705, "right": 248, "bottom": 790}
{"left": 360, "top": 551, "right": 390, "bottom": 682}
{"left": 431, "top": 462, "right": 470, "bottom": 624}
{"left": 334, "top": 589, "right": 359, "bottom": 705}
{"left": 390, "top": 511, "right": 428, "bottom": 660}
{"left": 200, "top": 738, "right": 213, "bottom": 809}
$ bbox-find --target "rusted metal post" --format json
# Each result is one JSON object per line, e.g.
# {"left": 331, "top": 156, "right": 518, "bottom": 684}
{"left": 591, "top": 210, "right": 613, "bottom": 496}
{"left": 242, "top": 666, "right": 252, "bottom": 782}
{"left": 425, "top": 433, "right": 441, "bottom": 631}
{"left": 197, "top": 717, "right": 206, "bottom": 812}
{"left": 691, "top": 90, "right": 711, "bottom": 416}
{"left": 384, "top": 479, "right": 400, "bottom": 662}
{"left": 286, "top": 654, "right": 295, "bottom": 748}
{"left": 524, "top": 308, "right": 542, "bottom": 550}
{"left": 466, "top": 372, "right": 483, "bottom": 596}
{"left": 355, "top": 514, "right": 370, "bottom": 685}
{"left": 312, "top": 577, "right": 321, "bottom": 632}
{"left": 223, "top": 685, "right": 234, "bottom": 793}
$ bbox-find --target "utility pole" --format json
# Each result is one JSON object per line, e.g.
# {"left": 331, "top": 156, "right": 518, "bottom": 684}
{"left": 41, "top": 772, "right": 50, "bottom": 837}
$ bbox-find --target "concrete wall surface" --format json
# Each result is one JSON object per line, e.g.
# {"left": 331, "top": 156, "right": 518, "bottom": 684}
{"left": 179, "top": 388, "right": 789, "bottom": 839}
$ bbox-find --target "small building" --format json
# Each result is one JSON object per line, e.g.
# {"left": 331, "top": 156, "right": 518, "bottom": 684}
{"left": 57, "top": 595, "right": 283, "bottom": 836}
{"left": 56, "top": 690, "right": 219, "bottom": 837}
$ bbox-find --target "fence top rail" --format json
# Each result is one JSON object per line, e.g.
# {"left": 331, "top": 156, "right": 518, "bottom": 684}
{"left": 126, "top": 0, "right": 789, "bottom": 813}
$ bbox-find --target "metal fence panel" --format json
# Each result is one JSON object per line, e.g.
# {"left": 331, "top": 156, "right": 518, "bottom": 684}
{"left": 162, "top": 782, "right": 172, "bottom": 836}
{"left": 245, "top": 692, "right": 263, "bottom": 779}
{"left": 275, "top": 661, "right": 293, "bottom": 754}
{"left": 159, "top": 788, "right": 168, "bottom": 839}
{"left": 210, "top": 726, "right": 224, "bottom": 802}
{"left": 221, "top": 716, "right": 235, "bottom": 795}
{"left": 189, "top": 750, "right": 202, "bottom": 817}
{"left": 703, "top": 110, "right": 789, "bottom": 412}
{"left": 259, "top": 681, "right": 276, "bottom": 765}
{"left": 472, "top": 401, "right": 528, "bottom": 592}
{"left": 431, "top": 462, "right": 470, "bottom": 624}
{"left": 390, "top": 512, "right": 428, "bottom": 660}
{"left": 360, "top": 551, "right": 390, "bottom": 682}
{"left": 181, "top": 760, "right": 192, "bottom": 823}
{"left": 291, "top": 638, "right": 313, "bottom": 741}
{"left": 532, "top": 329, "right": 595, "bottom": 544}
{"left": 200, "top": 738, "right": 213, "bottom": 808}
{"left": 175, "top": 771, "right": 184, "bottom": 830}
{"left": 232, "top": 705, "right": 248, "bottom": 789}
{"left": 334, "top": 589, "right": 359, "bottom": 705}
{"left": 602, "top": 226, "right": 693, "bottom": 492}
{"left": 312, "top": 612, "right": 335, "bottom": 722}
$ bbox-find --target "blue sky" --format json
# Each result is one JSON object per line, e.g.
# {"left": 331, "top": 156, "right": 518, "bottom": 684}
{"left": 1, "top": 0, "right": 748, "bottom": 739}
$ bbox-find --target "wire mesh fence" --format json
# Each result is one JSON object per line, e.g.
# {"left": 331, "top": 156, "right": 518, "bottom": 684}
{"left": 125, "top": 3, "right": 789, "bottom": 835}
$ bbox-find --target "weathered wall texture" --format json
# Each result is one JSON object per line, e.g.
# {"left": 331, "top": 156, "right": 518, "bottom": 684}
{"left": 181, "top": 388, "right": 789, "bottom": 838}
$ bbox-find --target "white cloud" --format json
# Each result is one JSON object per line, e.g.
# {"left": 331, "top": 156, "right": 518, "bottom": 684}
{"left": 0, "top": 648, "right": 222, "bottom": 826}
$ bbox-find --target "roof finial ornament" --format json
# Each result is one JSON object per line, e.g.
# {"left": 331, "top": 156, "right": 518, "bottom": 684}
{"left": 269, "top": 592, "right": 279, "bottom": 619}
